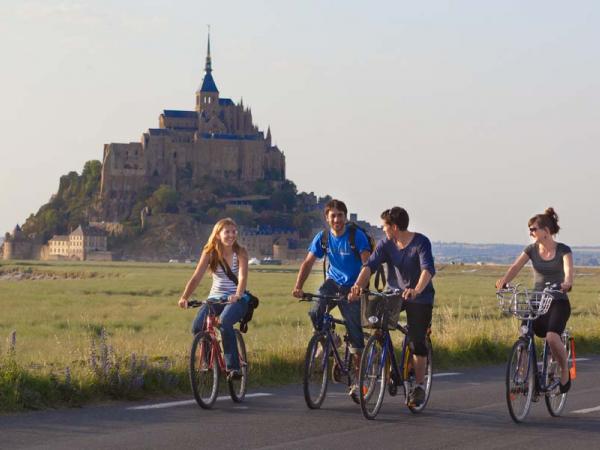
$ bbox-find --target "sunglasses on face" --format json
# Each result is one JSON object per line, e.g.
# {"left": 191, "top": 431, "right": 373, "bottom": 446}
{"left": 529, "top": 227, "right": 539, "bottom": 233}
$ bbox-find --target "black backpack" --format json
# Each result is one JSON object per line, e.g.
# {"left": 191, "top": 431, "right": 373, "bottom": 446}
{"left": 320, "top": 222, "right": 386, "bottom": 290}
{"left": 218, "top": 259, "right": 259, "bottom": 334}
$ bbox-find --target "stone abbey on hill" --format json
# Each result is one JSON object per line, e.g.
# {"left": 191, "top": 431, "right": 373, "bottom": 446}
{"left": 99, "top": 35, "right": 286, "bottom": 221}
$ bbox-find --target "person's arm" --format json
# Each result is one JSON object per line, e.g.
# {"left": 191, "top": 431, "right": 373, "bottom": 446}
{"left": 349, "top": 240, "right": 386, "bottom": 300}
{"left": 292, "top": 253, "right": 317, "bottom": 298}
{"left": 495, "top": 252, "right": 530, "bottom": 289}
{"left": 349, "top": 265, "right": 372, "bottom": 300}
{"left": 230, "top": 249, "right": 249, "bottom": 302}
{"left": 178, "top": 250, "right": 210, "bottom": 308}
{"left": 403, "top": 237, "right": 435, "bottom": 300}
{"left": 561, "top": 252, "right": 574, "bottom": 292}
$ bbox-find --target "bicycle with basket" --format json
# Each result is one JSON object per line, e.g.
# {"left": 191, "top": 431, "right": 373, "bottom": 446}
{"left": 357, "top": 289, "right": 433, "bottom": 420}
{"left": 496, "top": 283, "right": 576, "bottom": 423}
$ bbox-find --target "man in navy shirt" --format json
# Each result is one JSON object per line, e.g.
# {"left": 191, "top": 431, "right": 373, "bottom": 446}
{"left": 350, "top": 206, "right": 435, "bottom": 406}
{"left": 293, "top": 199, "right": 371, "bottom": 393}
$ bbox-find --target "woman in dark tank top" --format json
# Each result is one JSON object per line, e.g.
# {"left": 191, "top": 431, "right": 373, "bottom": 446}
{"left": 495, "top": 207, "right": 574, "bottom": 393}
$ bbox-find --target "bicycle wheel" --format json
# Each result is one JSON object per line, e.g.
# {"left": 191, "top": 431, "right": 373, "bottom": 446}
{"left": 303, "top": 333, "right": 330, "bottom": 409}
{"left": 544, "top": 334, "right": 571, "bottom": 416}
{"left": 190, "top": 332, "right": 219, "bottom": 409}
{"left": 228, "top": 330, "right": 248, "bottom": 403}
{"left": 408, "top": 336, "right": 433, "bottom": 413}
{"left": 506, "top": 338, "right": 534, "bottom": 423}
{"left": 359, "top": 334, "right": 388, "bottom": 420}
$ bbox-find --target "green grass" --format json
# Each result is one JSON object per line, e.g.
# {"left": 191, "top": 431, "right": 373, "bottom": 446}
{"left": 1, "top": 260, "right": 599, "bottom": 411}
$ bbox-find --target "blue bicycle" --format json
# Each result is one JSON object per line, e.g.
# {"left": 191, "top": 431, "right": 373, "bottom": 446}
{"left": 358, "top": 289, "right": 433, "bottom": 420}
{"left": 300, "top": 293, "right": 360, "bottom": 409}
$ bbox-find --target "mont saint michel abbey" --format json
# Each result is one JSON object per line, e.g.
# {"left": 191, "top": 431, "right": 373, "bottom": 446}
{"left": 99, "top": 35, "right": 286, "bottom": 221}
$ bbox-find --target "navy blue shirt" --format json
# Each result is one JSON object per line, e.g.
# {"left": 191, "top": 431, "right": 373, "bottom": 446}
{"left": 366, "top": 233, "right": 436, "bottom": 305}
{"left": 308, "top": 226, "right": 371, "bottom": 287}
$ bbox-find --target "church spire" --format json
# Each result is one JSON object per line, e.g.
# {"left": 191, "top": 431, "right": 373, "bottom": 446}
{"left": 205, "top": 28, "right": 212, "bottom": 73}
{"left": 198, "top": 27, "right": 218, "bottom": 94}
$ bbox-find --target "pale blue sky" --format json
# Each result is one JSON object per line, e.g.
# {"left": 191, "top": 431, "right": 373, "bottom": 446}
{"left": 1, "top": 0, "right": 598, "bottom": 245}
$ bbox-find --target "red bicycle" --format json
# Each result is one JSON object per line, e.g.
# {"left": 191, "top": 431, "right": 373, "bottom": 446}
{"left": 188, "top": 299, "right": 248, "bottom": 409}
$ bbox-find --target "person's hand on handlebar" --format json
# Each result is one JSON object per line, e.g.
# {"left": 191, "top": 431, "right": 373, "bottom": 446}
{"left": 402, "top": 288, "right": 418, "bottom": 300}
{"left": 178, "top": 297, "right": 188, "bottom": 309}
{"left": 348, "top": 284, "right": 362, "bottom": 302}
{"left": 292, "top": 287, "right": 304, "bottom": 299}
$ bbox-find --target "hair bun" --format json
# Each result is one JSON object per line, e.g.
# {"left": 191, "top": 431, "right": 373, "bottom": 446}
{"left": 545, "top": 207, "right": 557, "bottom": 218}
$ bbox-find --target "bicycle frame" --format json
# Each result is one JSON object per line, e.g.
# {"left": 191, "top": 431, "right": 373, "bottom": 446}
{"left": 519, "top": 320, "right": 561, "bottom": 394}
{"left": 197, "top": 301, "right": 228, "bottom": 374}
{"left": 317, "top": 304, "right": 353, "bottom": 376}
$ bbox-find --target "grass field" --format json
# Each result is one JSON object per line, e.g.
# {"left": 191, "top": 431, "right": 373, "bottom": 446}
{"left": 1, "top": 260, "right": 599, "bottom": 411}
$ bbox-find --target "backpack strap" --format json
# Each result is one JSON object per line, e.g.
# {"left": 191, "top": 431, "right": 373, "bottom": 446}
{"left": 347, "top": 224, "right": 360, "bottom": 259}
{"left": 218, "top": 258, "right": 239, "bottom": 286}
{"left": 320, "top": 229, "right": 329, "bottom": 281}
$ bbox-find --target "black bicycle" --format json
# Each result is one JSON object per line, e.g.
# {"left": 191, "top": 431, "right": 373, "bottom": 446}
{"left": 358, "top": 289, "right": 433, "bottom": 420}
{"left": 300, "top": 293, "right": 360, "bottom": 409}
{"left": 497, "top": 283, "right": 575, "bottom": 423}
{"left": 187, "top": 299, "right": 248, "bottom": 409}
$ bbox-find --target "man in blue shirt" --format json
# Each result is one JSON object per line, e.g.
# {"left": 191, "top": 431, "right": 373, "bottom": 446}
{"left": 293, "top": 199, "right": 371, "bottom": 392}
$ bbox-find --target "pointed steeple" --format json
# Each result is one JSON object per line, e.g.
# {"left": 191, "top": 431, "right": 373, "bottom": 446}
{"left": 199, "top": 28, "right": 218, "bottom": 93}
{"left": 266, "top": 126, "right": 272, "bottom": 146}
{"left": 205, "top": 31, "right": 212, "bottom": 73}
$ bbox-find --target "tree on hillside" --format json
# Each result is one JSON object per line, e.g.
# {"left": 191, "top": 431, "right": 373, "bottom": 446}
{"left": 147, "top": 185, "right": 180, "bottom": 213}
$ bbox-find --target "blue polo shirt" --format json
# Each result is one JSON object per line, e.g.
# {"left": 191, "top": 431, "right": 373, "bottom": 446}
{"left": 308, "top": 226, "right": 370, "bottom": 287}
{"left": 366, "top": 233, "right": 436, "bottom": 305}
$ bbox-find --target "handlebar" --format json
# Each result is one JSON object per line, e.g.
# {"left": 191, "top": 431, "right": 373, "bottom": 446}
{"left": 186, "top": 298, "right": 232, "bottom": 309}
{"left": 299, "top": 293, "right": 345, "bottom": 302}
{"left": 362, "top": 289, "right": 403, "bottom": 298}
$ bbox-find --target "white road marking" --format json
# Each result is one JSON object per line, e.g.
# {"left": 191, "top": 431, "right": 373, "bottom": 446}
{"left": 574, "top": 358, "right": 590, "bottom": 362}
{"left": 127, "top": 393, "right": 273, "bottom": 410}
{"left": 572, "top": 405, "right": 600, "bottom": 414}
{"left": 433, "top": 372, "right": 462, "bottom": 377}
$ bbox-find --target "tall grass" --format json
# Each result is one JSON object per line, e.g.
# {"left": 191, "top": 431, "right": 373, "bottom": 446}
{"left": 1, "top": 260, "right": 599, "bottom": 411}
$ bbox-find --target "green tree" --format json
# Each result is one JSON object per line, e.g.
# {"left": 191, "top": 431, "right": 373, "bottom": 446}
{"left": 147, "top": 185, "right": 180, "bottom": 213}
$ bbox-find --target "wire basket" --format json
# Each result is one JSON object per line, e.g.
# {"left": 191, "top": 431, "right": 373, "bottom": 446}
{"left": 360, "top": 291, "right": 403, "bottom": 329}
{"left": 497, "top": 286, "right": 554, "bottom": 320}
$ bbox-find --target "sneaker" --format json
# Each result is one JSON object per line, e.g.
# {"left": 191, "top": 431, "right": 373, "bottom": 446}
{"left": 227, "top": 369, "right": 242, "bottom": 380}
{"left": 409, "top": 385, "right": 426, "bottom": 406}
{"left": 348, "top": 383, "right": 359, "bottom": 397}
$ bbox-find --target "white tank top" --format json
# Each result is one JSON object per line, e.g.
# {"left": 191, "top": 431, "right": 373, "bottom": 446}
{"left": 208, "top": 252, "right": 238, "bottom": 298}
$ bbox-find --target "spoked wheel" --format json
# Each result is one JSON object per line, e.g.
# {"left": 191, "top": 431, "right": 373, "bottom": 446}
{"left": 359, "top": 334, "right": 388, "bottom": 420}
{"left": 544, "top": 335, "right": 571, "bottom": 416}
{"left": 506, "top": 338, "right": 534, "bottom": 423}
{"left": 407, "top": 336, "right": 433, "bottom": 413}
{"left": 228, "top": 330, "right": 248, "bottom": 403}
{"left": 303, "top": 333, "right": 330, "bottom": 409}
{"left": 190, "top": 332, "right": 219, "bottom": 409}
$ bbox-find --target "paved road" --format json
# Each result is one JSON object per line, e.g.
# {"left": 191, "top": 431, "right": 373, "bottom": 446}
{"left": 2, "top": 358, "right": 600, "bottom": 450}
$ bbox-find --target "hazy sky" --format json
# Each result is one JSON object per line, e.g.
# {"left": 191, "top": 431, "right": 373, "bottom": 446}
{"left": 1, "top": 0, "right": 598, "bottom": 245}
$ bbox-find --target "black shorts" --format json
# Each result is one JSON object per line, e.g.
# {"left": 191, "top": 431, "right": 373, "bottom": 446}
{"left": 401, "top": 302, "right": 433, "bottom": 355}
{"left": 532, "top": 299, "right": 571, "bottom": 338}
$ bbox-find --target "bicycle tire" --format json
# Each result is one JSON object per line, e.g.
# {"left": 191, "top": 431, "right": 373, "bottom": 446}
{"left": 228, "top": 330, "right": 248, "bottom": 403}
{"left": 408, "top": 336, "right": 433, "bottom": 413}
{"left": 544, "top": 334, "right": 571, "bottom": 416}
{"left": 506, "top": 338, "right": 534, "bottom": 423}
{"left": 190, "top": 332, "right": 219, "bottom": 409}
{"left": 303, "top": 333, "right": 330, "bottom": 409}
{"left": 359, "top": 334, "right": 388, "bottom": 420}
